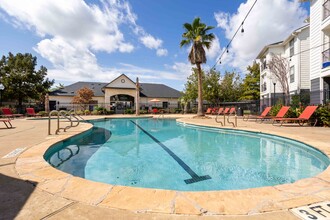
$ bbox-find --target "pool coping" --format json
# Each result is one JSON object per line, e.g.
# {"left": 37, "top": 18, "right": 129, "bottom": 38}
{"left": 15, "top": 117, "right": 330, "bottom": 216}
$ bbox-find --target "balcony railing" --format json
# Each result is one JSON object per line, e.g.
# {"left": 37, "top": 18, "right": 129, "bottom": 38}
{"left": 324, "top": 0, "right": 330, "bottom": 21}
{"left": 261, "top": 82, "right": 267, "bottom": 92}
{"left": 260, "top": 61, "right": 267, "bottom": 72}
{"left": 322, "top": 48, "right": 330, "bottom": 68}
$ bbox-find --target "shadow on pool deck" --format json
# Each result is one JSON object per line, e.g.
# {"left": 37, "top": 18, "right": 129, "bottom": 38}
{"left": 0, "top": 173, "right": 37, "bottom": 219}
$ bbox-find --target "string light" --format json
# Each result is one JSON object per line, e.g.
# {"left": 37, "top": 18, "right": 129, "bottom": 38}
{"left": 211, "top": 0, "right": 258, "bottom": 70}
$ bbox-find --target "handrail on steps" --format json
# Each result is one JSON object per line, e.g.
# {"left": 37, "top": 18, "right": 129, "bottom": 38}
{"left": 48, "top": 110, "right": 83, "bottom": 135}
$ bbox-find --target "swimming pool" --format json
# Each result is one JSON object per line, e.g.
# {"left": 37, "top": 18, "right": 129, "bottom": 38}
{"left": 44, "top": 118, "right": 330, "bottom": 191}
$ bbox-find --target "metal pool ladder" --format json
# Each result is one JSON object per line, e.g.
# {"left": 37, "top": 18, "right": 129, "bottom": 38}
{"left": 48, "top": 110, "right": 83, "bottom": 135}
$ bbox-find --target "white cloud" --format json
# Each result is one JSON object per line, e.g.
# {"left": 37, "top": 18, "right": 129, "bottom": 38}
{"left": 214, "top": 0, "right": 308, "bottom": 70}
{"left": 0, "top": 0, "right": 168, "bottom": 81}
{"left": 206, "top": 36, "right": 221, "bottom": 60}
{"left": 170, "top": 62, "right": 193, "bottom": 79}
{"left": 139, "top": 35, "right": 168, "bottom": 56}
{"left": 140, "top": 35, "right": 162, "bottom": 49}
{"left": 156, "top": 48, "right": 168, "bottom": 57}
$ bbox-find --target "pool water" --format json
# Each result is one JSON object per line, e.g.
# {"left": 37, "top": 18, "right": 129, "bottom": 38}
{"left": 45, "top": 118, "right": 330, "bottom": 191}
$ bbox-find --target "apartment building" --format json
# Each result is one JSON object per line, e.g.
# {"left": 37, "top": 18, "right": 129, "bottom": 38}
{"left": 256, "top": 25, "right": 310, "bottom": 107}
{"left": 310, "top": 0, "right": 330, "bottom": 104}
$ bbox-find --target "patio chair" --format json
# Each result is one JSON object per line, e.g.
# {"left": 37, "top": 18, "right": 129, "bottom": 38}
{"left": 228, "top": 107, "right": 236, "bottom": 115}
{"left": 205, "top": 108, "right": 213, "bottom": 114}
{"left": 1, "top": 108, "right": 23, "bottom": 119}
{"left": 243, "top": 106, "right": 272, "bottom": 121}
{"left": 256, "top": 106, "right": 290, "bottom": 123}
{"left": 272, "top": 106, "right": 318, "bottom": 126}
{"left": 220, "top": 107, "right": 230, "bottom": 115}
{"left": 0, "top": 119, "right": 12, "bottom": 128}
{"left": 213, "top": 107, "right": 224, "bottom": 115}
{"left": 26, "top": 108, "right": 42, "bottom": 117}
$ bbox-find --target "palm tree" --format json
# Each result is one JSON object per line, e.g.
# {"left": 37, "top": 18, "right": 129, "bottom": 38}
{"left": 180, "top": 17, "right": 215, "bottom": 116}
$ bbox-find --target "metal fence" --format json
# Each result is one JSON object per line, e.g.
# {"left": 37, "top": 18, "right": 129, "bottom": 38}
{"left": 1, "top": 90, "right": 329, "bottom": 115}
{"left": 260, "top": 89, "right": 330, "bottom": 107}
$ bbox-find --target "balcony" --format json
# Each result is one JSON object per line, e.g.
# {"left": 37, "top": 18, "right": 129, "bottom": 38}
{"left": 260, "top": 61, "right": 267, "bottom": 72}
{"left": 323, "top": 0, "right": 330, "bottom": 31}
{"left": 261, "top": 82, "right": 267, "bottom": 92}
{"left": 322, "top": 48, "right": 330, "bottom": 69}
{"left": 324, "top": 0, "right": 330, "bottom": 21}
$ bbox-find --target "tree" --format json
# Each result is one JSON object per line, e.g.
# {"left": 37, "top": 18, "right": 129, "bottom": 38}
{"left": 267, "top": 54, "right": 290, "bottom": 105}
{"left": 72, "top": 87, "right": 94, "bottom": 110}
{"left": 239, "top": 63, "right": 260, "bottom": 101}
{"left": 204, "top": 68, "right": 221, "bottom": 105}
{"left": 50, "top": 83, "right": 65, "bottom": 92}
{"left": 0, "top": 52, "right": 54, "bottom": 112}
{"left": 219, "top": 71, "right": 242, "bottom": 102}
{"left": 183, "top": 68, "right": 200, "bottom": 102}
{"left": 180, "top": 17, "right": 215, "bottom": 116}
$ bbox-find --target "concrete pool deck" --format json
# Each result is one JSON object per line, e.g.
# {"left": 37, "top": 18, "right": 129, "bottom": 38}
{"left": 0, "top": 114, "right": 330, "bottom": 219}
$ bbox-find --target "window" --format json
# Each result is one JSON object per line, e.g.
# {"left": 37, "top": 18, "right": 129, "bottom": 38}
{"left": 289, "top": 39, "right": 294, "bottom": 57}
{"left": 262, "top": 82, "right": 267, "bottom": 91}
{"left": 290, "top": 66, "right": 295, "bottom": 83}
{"left": 162, "top": 102, "right": 168, "bottom": 109}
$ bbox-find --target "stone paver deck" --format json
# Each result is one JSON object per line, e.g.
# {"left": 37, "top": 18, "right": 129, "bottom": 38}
{"left": 0, "top": 114, "right": 329, "bottom": 219}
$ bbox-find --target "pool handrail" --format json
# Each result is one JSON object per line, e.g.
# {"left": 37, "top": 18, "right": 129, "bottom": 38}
{"left": 48, "top": 110, "right": 82, "bottom": 135}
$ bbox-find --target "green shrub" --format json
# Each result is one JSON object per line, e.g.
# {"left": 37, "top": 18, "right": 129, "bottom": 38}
{"left": 124, "top": 109, "right": 134, "bottom": 114}
{"left": 286, "top": 106, "right": 303, "bottom": 118}
{"left": 269, "top": 102, "right": 282, "bottom": 116}
{"left": 91, "top": 110, "right": 99, "bottom": 115}
{"left": 314, "top": 104, "right": 330, "bottom": 127}
{"left": 37, "top": 111, "right": 48, "bottom": 116}
{"left": 140, "top": 110, "right": 148, "bottom": 114}
{"left": 84, "top": 110, "right": 90, "bottom": 115}
{"left": 95, "top": 106, "right": 108, "bottom": 115}
{"left": 75, "top": 110, "right": 84, "bottom": 115}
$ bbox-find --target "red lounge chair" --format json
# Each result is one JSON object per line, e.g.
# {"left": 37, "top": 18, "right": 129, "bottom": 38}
{"left": 273, "top": 106, "right": 318, "bottom": 126}
{"left": 205, "top": 108, "right": 212, "bottom": 114}
{"left": 211, "top": 107, "right": 218, "bottom": 114}
{"left": 220, "top": 107, "right": 230, "bottom": 115}
{"left": 1, "top": 108, "right": 23, "bottom": 119}
{"left": 243, "top": 107, "right": 272, "bottom": 121}
{"left": 0, "top": 119, "right": 12, "bottom": 128}
{"left": 26, "top": 108, "right": 42, "bottom": 117}
{"left": 213, "top": 107, "right": 224, "bottom": 115}
{"left": 228, "top": 107, "right": 236, "bottom": 115}
{"left": 257, "top": 106, "right": 290, "bottom": 123}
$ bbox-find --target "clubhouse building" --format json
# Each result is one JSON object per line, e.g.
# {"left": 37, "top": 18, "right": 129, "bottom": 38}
{"left": 49, "top": 74, "right": 182, "bottom": 113}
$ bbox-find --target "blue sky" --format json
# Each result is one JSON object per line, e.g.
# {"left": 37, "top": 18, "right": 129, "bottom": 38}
{"left": 0, "top": 0, "right": 310, "bottom": 91}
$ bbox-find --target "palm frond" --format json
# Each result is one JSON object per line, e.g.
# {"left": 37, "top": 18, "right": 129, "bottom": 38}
{"left": 180, "top": 39, "right": 191, "bottom": 48}
{"left": 183, "top": 23, "right": 192, "bottom": 31}
{"left": 192, "top": 17, "right": 200, "bottom": 30}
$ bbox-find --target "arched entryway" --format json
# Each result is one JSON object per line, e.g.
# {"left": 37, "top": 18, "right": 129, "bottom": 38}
{"left": 110, "top": 94, "right": 135, "bottom": 113}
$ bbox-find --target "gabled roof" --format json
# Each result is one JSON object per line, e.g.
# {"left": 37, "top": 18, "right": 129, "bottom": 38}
{"left": 49, "top": 82, "right": 107, "bottom": 97}
{"left": 256, "top": 24, "right": 310, "bottom": 59}
{"left": 49, "top": 81, "right": 182, "bottom": 98}
{"left": 139, "top": 83, "right": 181, "bottom": 98}
{"left": 104, "top": 73, "right": 136, "bottom": 89}
{"left": 256, "top": 41, "right": 283, "bottom": 59}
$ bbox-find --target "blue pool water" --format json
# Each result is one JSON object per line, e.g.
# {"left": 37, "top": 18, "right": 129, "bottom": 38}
{"left": 44, "top": 118, "right": 330, "bottom": 191}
